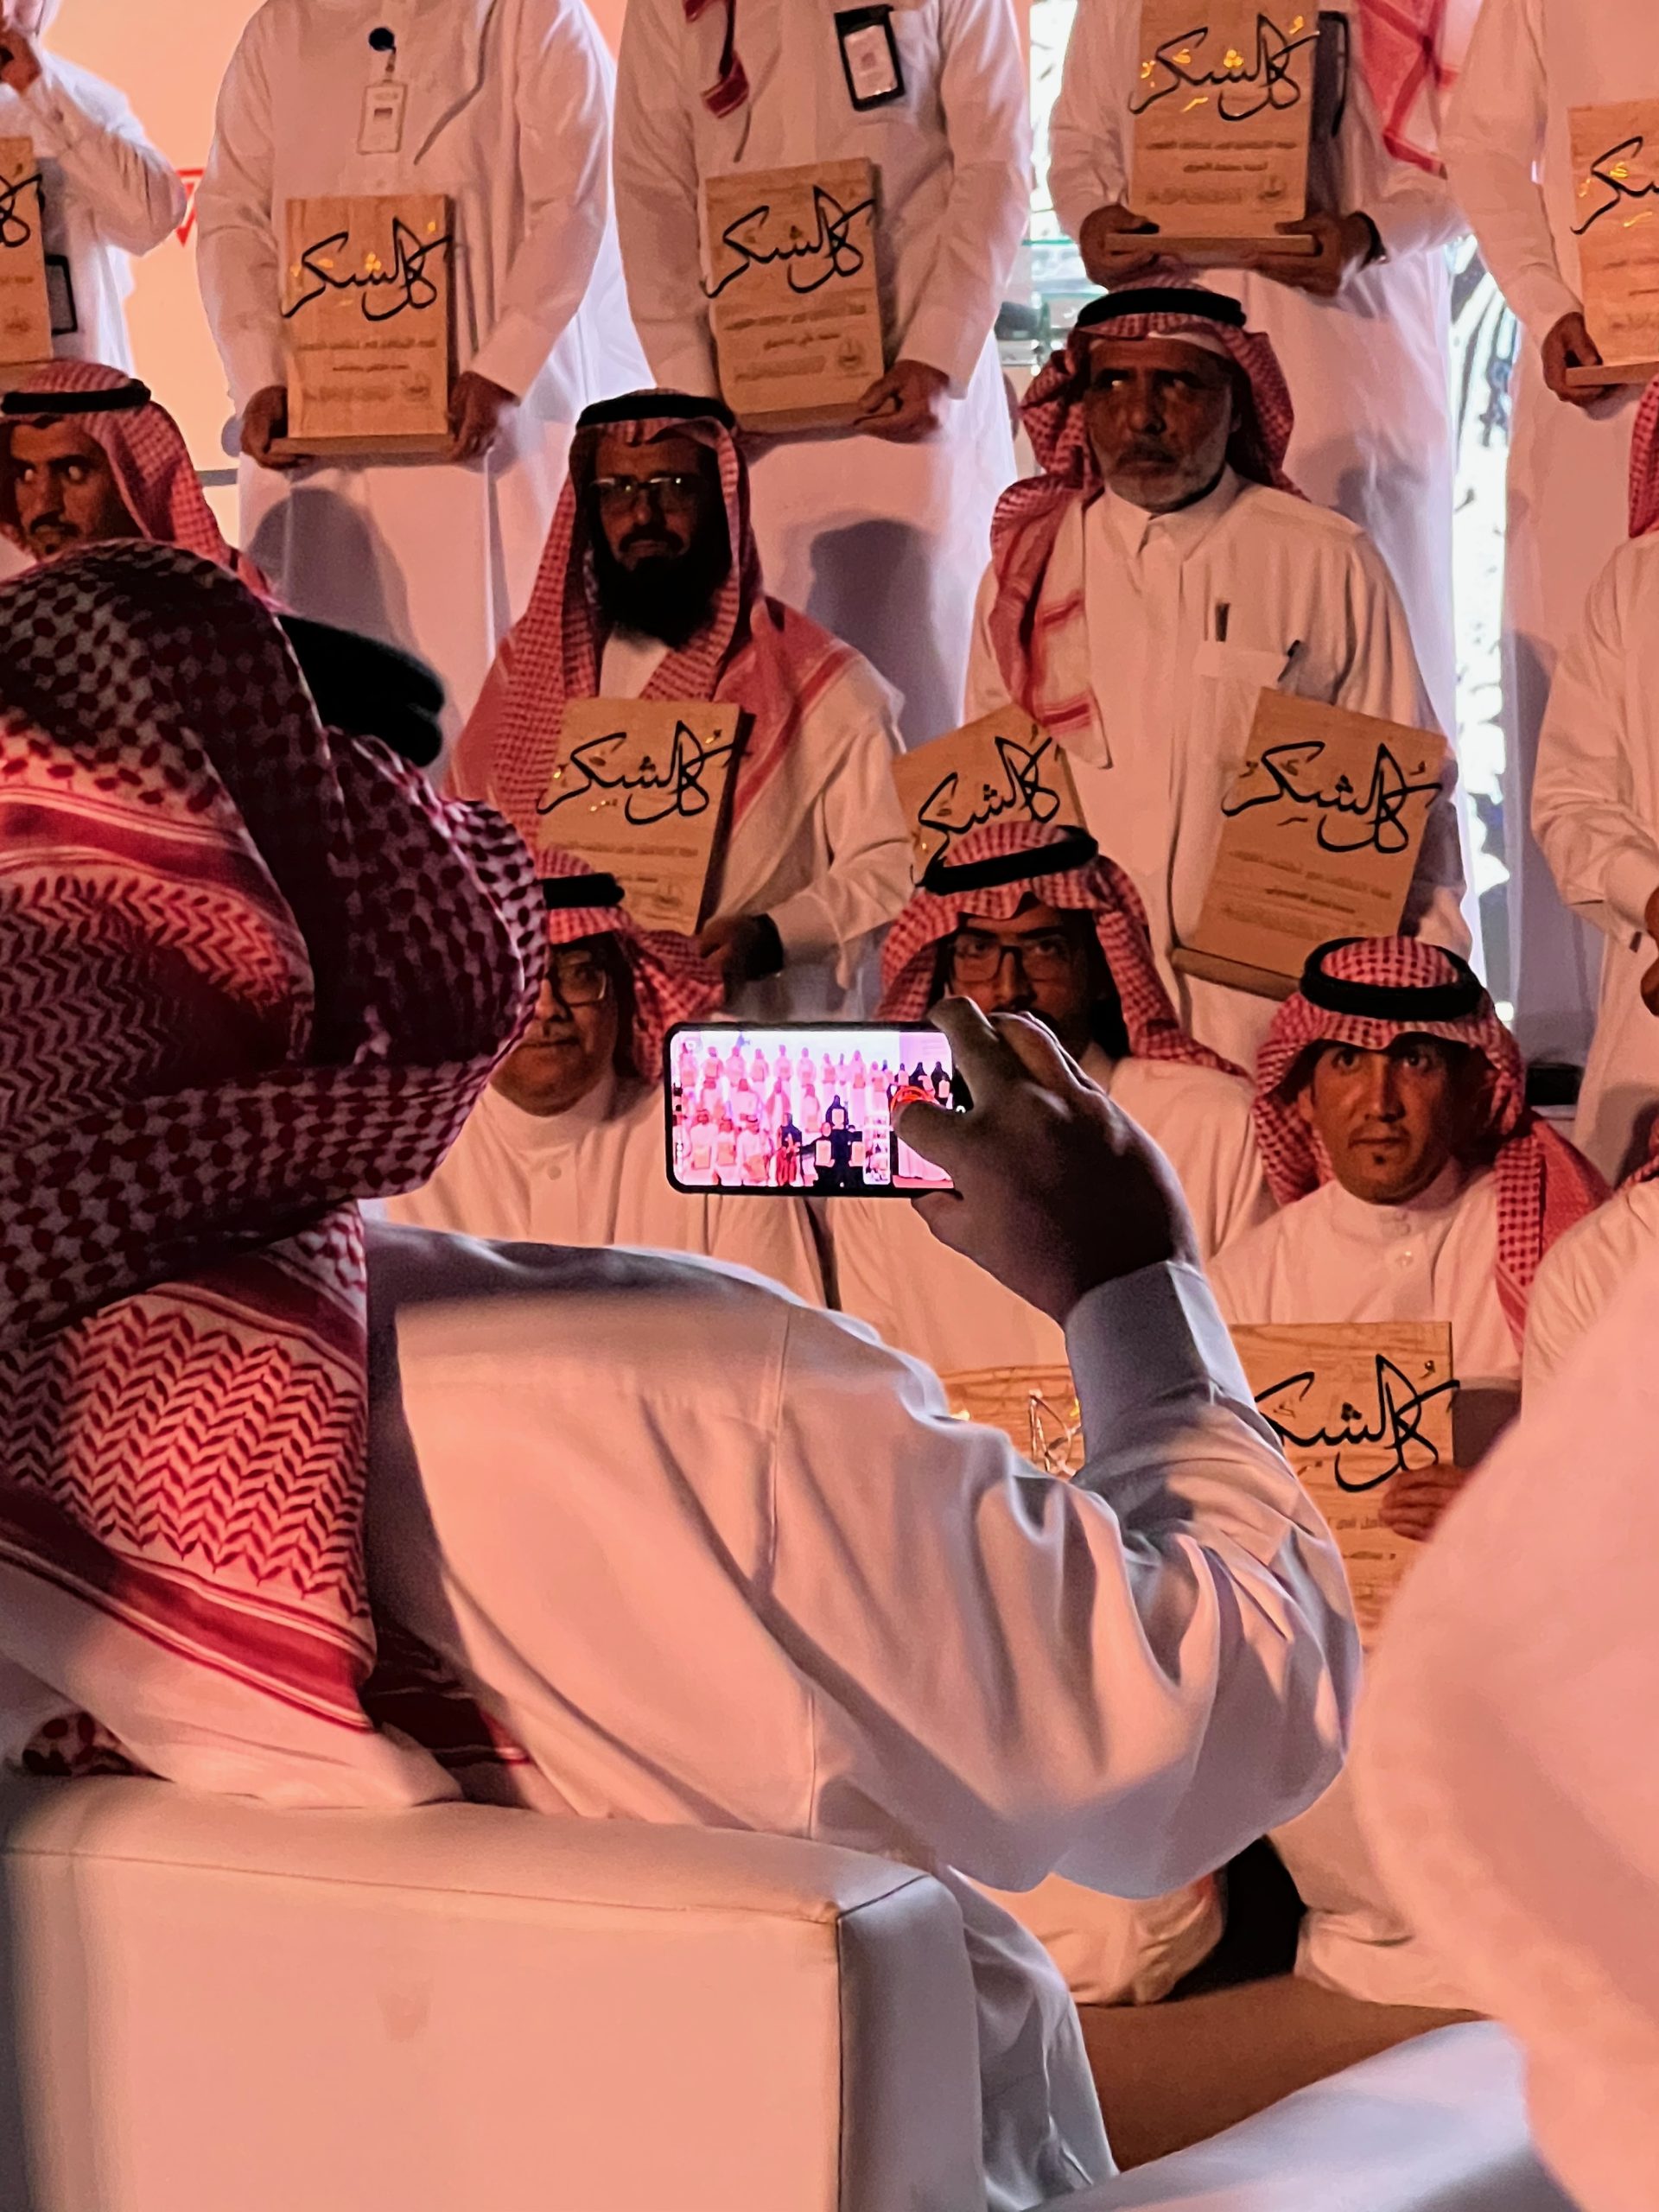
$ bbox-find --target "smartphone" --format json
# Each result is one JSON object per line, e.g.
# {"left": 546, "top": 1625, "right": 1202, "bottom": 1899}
{"left": 664, "top": 1021, "right": 958, "bottom": 1196}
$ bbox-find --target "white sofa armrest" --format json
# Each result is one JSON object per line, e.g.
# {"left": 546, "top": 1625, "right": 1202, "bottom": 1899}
{"left": 0, "top": 1777, "right": 984, "bottom": 2212}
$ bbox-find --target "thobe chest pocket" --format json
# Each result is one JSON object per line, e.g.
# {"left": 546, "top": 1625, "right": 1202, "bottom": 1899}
{"left": 1192, "top": 641, "right": 1293, "bottom": 692}
{"left": 827, "top": 0, "right": 932, "bottom": 119}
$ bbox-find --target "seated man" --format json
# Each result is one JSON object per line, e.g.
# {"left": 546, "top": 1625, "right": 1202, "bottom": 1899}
{"left": 833, "top": 819, "right": 1271, "bottom": 1378}
{"left": 383, "top": 849, "right": 822, "bottom": 1304}
{"left": 449, "top": 391, "right": 913, "bottom": 1018}
{"left": 1524, "top": 1131, "right": 1656, "bottom": 1395}
{"left": 965, "top": 286, "right": 1469, "bottom": 1068}
{"left": 1, "top": 544, "right": 1358, "bottom": 2210}
{"left": 1198, "top": 937, "right": 1605, "bottom": 2007}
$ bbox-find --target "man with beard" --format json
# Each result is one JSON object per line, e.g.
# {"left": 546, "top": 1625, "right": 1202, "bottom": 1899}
{"left": 1, "top": 540, "right": 1357, "bottom": 2209}
{"left": 453, "top": 391, "right": 912, "bottom": 1014}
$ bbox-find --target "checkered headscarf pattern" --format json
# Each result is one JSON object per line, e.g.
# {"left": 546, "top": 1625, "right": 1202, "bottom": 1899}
{"left": 0, "top": 543, "right": 542, "bottom": 1767}
{"left": 684, "top": 0, "right": 748, "bottom": 114}
{"left": 1254, "top": 938, "right": 1607, "bottom": 1346}
{"left": 450, "top": 397, "right": 856, "bottom": 849}
{"left": 0, "top": 359, "right": 246, "bottom": 578}
{"left": 1355, "top": 0, "right": 1480, "bottom": 176}
{"left": 877, "top": 819, "right": 1243, "bottom": 1077}
{"left": 987, "top": 295, "right": 1297, "bottom": 742}
{"left": 539, "top": 848, "right": 721, "bottom": 1080}
{"left": 1630, "top": 378, "right": 1659, "bottom": 539}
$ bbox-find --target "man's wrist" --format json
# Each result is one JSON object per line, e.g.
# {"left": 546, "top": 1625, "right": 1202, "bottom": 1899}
{"left": 1065, "top": 1261, "right": 1258, "bottom": 1470}
{"left": 1351, "top": 212, "right": 1384, "bottom": 267}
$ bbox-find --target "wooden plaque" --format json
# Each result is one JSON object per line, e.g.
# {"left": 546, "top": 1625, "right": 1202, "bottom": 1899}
{"left": 1570, "top": 101, "right": 1659, "bottom": 370}
{"left": 1126, "top": 4, "right": 1341, "bottom": 257}
{"left": 890, "top": 707, "right": 1085, "bottom": 877}
{"left": 0, "top": 139, "right": 51, "bottom": 368}
{"left": 941, "top": 1366, "right": 1085, "bottom": 1478}
{"left": 1173, "top": 692, "right": 1449, "bottom": 1001}
{"left": 1231, "top": 1322, "right": 1453, "bottom": 1645}
{"left": 537, "top": 699, "right": 744, "bottom": 936}
{"left": 702, "top": 160, "right": 886, "bottom": 433}
{"left": 280, "top": 194, "right": 454, "bottom": 457}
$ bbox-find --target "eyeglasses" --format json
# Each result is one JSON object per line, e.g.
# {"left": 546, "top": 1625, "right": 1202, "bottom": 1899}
{"left": 542, "top": 949, "right": 611, "bottom": 1007}
{"left": 589, "top": 472, "right": 704, "bottom": 514}
{"left": 949, "top": 931, "right": 1079, "bottom": 983}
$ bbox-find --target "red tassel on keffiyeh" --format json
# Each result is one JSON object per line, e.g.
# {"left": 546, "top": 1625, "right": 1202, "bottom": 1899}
{"left": 685, "top": 0, "right": 749, "bottom": 117}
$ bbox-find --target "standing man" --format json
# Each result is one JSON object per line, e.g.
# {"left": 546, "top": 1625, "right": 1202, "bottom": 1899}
{"left": 195, "top": 0, "right": 646, "bottom": 728}
{"left": 451, "top": 392, "right": 912, "bottom": 1019}
{"left": 1444, "top": 0, "right": 1659, "bottom": 1068}
{"left": 1048, "top": 0, "right": 1470, "bottom": 730}
{"left": 612, "top": 0, "right": 1029, "bottom": 747}
{"left": 0, "top": 1, "right": 184, "bottom": 374}
{"left": 968, "top": 287, "right": 1466, "bottom": 1067}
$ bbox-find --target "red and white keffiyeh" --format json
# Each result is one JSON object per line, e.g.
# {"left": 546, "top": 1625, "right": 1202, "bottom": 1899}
{"left": 685, "top": 0, "right": 748, "bottom": 115}
{"left": 0, "top": 359, "right": 265, "bottom": 590}
{"left": 539, "top": 848, "right": 721, "bottom": 1081}
{"left": 0, "top": 542, "right": 542, "bottom": 1795}
{"left": 1355, "top": 0, "right": 1482, "bottom": 178}
{"left": 449, "top": 394, "right": 857, "bottom": 853}
{"left": 1254, "top": 938, "right": 1607, "bottom": 1347}
{"left": 878, "top": 819, "right": 1243, "bottom": 1077}
{"left": 987, "top": 289, "right": 1297, "bottom": 754}
{"left": 1628, "top": 379, "right": 1659, "bottom": 539}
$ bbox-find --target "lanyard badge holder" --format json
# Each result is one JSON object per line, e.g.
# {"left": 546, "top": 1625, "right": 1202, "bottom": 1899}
{"left": 834, "top": 5, "right": 905, "bottom": 111}
{"left": 359, "top": 24, "right": 407, "bottom": 156}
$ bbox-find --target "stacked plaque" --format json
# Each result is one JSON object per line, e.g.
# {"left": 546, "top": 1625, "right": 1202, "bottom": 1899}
{"left": 276, "top": 193, "right": 454, "bottom": 460}
{"left": 1567, "top": 100, "right": 1659, "bottom": 388}
{"left": 890, "top": 705, "right": 1086, "bottom": 879}
{"left": 1108, "top": 2, "right": 1344, "bottom": 268}
{"left": 702, "top": 159, "right": 887, "bottom": 432}
{"left": 0, "top": 139, "right": 51, "bottom": 368}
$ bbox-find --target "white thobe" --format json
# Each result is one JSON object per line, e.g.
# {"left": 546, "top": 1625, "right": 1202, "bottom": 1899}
{"left": 830, "top": 1045, "right": 1272, "bottom": 2008}
{"left": 378, "top": 1071, "right": 823, "bottom": 1304}
{"left": 0, "top": 57, "right": 183, "bottom": 373}
{"left": 463, "top": 621, "right": 914, "bottom": 1017}
{"left": 612, "top": 0, "right": 1029, "bottom": 747}
{"left": 1205, "top": 1165, "right": 1519, "bottom": 2008}
{"left": 1523, "top": 1180, "right": 1659, "bottom": 1395}
{"left": 1047, "top": 0, "right": 1462, "bottom": 728}
{"left": 1533, "top": 536, "right": 1659, "bottom": 1180}
{"left": 196, "top": 0, "right": 646, "bottom": 728}
{"left": 1444, "top": 0, "right": 1659, "bottom": 1064}
{"left": 364, "top": 1226, "right": 1357, "bottom": 2206}
{"left": 966, "top": 472, "right": 1467, "bottom": 1069}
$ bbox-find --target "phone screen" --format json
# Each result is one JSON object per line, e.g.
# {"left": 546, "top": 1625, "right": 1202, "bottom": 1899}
{"left": 664, "top": 1021, "right": 957, "bottom": 1196}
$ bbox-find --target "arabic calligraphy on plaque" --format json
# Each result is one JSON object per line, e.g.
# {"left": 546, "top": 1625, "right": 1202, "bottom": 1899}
{"left": 891, "top": 707, "right": 1086, "bottom": 878}
{"left": 1570, "top": 100, "right": 1659, "bottom": 369}
{"left": 282, "top": 193, "right": 454, "bottom": 448}
{"left": 0, "top": 137, "right": 51, "bottom": 366}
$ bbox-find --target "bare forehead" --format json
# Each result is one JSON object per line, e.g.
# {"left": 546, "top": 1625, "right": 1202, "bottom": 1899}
{"left": 7, "top": 418, "right": 110, "bottom": 466}
{"left": 1084, "top": 334, "right": 1230, "bottom": 382}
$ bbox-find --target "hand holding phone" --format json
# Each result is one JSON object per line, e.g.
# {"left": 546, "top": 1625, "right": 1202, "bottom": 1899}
{"left": 897, "top": 1000, "right": 1199, "bottom": 1323}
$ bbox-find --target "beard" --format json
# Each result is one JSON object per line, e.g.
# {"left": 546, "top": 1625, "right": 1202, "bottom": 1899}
{"left": 591, "top": 511, "right": 734, "bottom": 650}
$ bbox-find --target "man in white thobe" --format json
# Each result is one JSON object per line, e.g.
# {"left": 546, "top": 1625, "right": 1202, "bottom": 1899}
{"left": 382, "top": 851, "right": 823, "bottom": 1302}
{"left": 1444, "top": 0, "right": 1659, "bottom": 1067}
{"left": 0, "top": 1, "right": 184, "bottom": 375}
{"left": 1522, "top": 1164, "right": 1653, "bottom": 1395}
{"left": 1532, "top": 413, "right": 1659, "bottom": 1179}
{"left": 612, "top": 0, "right": 1029, "bottom": 747}
{"left": 1194, "top": 936, "right": 1604, "bottom": 2007}
{"left": 830, "top": 818, "right": 1271, "bottom": 2011}
{"left": 968, "top": 286, "right": 1466, "bottom": 1068}
{"left": 450, "top": 391, "right": 913, "bottom": 1018}
{"left": 195, "top": 0, "right": 645, "bottom": 728}
{"left": 1047, "top": 0, "right": 1470, "bottom": 728}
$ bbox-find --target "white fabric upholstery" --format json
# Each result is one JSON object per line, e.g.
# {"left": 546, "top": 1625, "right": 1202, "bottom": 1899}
{"left": 0, "top": 1777, "right": 983, "bottom": 2212}
{"left": 1052, "top": 2024, "right": 1577, "bottom": 2210}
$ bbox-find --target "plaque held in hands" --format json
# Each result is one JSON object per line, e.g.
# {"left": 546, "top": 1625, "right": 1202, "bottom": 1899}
{"left": 276, "top": 194, "right": 454, "bottom": 460}
{"left": 890, "top": 705, "right": 1085, "bottom": 878}
{"left": 0, "top": 139, "right": 52, "bottom": 368}
{"left": 702, "top": 159, "right": 887, "bottom": 433}
{"left": 1118, "top": 3, "right": 1346, "bottom": 267}
{"left": 1567, "top": 101, "right": 1659, "bottom": 386}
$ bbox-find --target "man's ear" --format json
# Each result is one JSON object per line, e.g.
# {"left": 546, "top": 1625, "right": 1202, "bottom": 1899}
{"left": 1294, "top": 1079, "right": 1319, "bottom": 1134}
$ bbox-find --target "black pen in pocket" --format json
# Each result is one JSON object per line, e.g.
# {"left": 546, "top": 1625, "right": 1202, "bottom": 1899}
{"left": 1280, "top": 638, "right": 1304, "bottom": 681}
{"left": 1212, "top": 601, "right": 1230, "bottom": 644}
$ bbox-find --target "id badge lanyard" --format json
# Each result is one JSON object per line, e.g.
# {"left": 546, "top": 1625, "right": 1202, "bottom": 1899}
{"left": 834, "top": 5, "right": 905, "bottom": 111}
{"left": 359, "top": 24, "right": 408, "bottom": 156}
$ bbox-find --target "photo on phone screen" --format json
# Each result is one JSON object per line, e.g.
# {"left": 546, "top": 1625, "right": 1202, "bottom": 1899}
{"left": 664, "top": 1023, "right": 957, "bottom": 1196}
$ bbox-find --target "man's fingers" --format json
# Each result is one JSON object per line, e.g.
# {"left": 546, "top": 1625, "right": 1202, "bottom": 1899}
{"left": 893, "top": 1093, "right": 968, "bottom": 1175}
{"left": 923, "top": 995, "right": 1030, "bottom": 1096}
{"left": 908, "top": 1188, "right": 972, "bottom": 1254}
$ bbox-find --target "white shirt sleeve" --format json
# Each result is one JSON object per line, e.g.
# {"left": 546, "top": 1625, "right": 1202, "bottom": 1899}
{"left": 467, "top": 0, "right": 615, "bottom": 398}
{"left": 1046, "top": 0, "right": 1129, "bottom": 243}
{"left": 1521, "top": 1225, "right": 1590, "bottom": 1398}
{"left": 1533, "top": 548, "right": 1659, "bottom": 945}
{"left": 706, "top": 1196, "right": 826, "bottom": 1306}
{"left": 1336, "top": 530, "right": 1471, "bottom": 957}
{"left": 766, "top": 659, "right": 914, "bottom": 977}
{"left": 195, "top": 16, "right": 286, "bottom": 410}
{"left": 897, "top": 0, "right": 1032, "bottom": 391}
{"left": 772, "top": 1260, "right": 1358, "bottom": 1895}
{"left": 1442, "top": 0, "right": 1578, "bottom": 346}
{"left": 963, "top": 561, "right": 1008, "bottom": 720}
{"left": 25, "top": 60, "right": 186, "bottom": 255}
{"left": 612, "top": 0, "right": 721, "bottom": 397}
